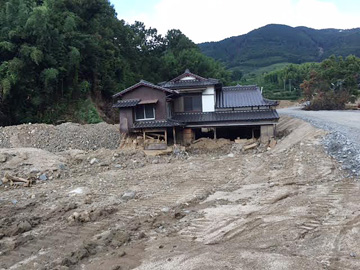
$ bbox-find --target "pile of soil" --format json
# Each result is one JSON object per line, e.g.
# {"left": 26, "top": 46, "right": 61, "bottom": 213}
{"left": 187, "top": 138, "right": 232, "bottom": 154}
{"left": 0, "top": 122, "right": 120, "bottom": 152}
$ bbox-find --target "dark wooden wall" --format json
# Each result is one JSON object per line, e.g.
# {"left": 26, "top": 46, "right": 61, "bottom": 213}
{"left": 118, "top": 86, "right": 169, "bottom": 133}
{"left": 122, "top": 86, "right": 167, "bottom": 120}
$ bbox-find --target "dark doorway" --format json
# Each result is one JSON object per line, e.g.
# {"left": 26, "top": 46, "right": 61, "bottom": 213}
{"left": 216, "top": 126, "right": 260, "bottom": 140}
{"left": 192, "top": 126, "right": 260, "bottom": 141}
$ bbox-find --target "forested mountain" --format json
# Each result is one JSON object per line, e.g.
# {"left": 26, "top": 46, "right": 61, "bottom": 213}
{"left": 199, "top": 24, "right": 360, "bottom": 74}
{"left": 0, "top": 0, "right": 230, "bottom": 125}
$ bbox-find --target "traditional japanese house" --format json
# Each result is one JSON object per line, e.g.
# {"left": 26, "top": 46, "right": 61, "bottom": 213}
{"left": 113, "top": 69, "right": 279, "bottom": 148}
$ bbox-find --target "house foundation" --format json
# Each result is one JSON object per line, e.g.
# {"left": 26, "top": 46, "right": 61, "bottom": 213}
{"left": 260, "top": 125, "right": 276, "bottom": 143}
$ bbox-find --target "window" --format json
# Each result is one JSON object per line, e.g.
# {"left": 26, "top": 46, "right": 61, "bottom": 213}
{"left": 184, "top": 95, "right": 202, "bottom": 112}
{"left": 135, "top": 104, "right": 155, "bottom": 120}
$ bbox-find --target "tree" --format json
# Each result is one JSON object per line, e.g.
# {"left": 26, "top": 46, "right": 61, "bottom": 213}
{"left": 300, "top": 55, "right": 360, "bottom": 110}
{"left": 0, "top": 0, "right": 232, "bottom": 124}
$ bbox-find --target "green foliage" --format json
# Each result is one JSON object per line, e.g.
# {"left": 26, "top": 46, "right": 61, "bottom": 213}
{"left": 300, "top": 55, "right": 360, "bottom": 110}
{"left": 0, "top": 41, "right": 15, "bottom": 52}
{"left": 0, "top": 0, "right": 231, "bottom": 125}
{"left": 245, "top": 55, "right": 360, "bottom": 104}
{"left": 1, "top": 78, "right": 11, "bottom": 96}
{"left": 74, "top": 98, "right": 102, "bottom": 124}
{"left": 29, "top": 47, "right": 43, "bottom": 65}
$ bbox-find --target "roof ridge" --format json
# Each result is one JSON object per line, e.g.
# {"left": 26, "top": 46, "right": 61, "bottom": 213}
{"left": 168, "top": 69, "right": 208, "bottom": 83}
{"left": 112, "top": 80, "right": 175, "bottom": 98}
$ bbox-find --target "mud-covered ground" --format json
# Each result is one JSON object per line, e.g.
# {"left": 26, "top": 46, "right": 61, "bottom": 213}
{"left": 1, "top": 117, "right": 359, "bottom": 270}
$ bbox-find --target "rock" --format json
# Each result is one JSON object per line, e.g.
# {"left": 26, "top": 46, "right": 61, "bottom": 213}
{"left": 119, "top": 251, "right": 126, "bottom": 257}
{"left": 100, "top": 162, "right": 110, "bottom": 167}
{"left": 39, "top": 174, "right": 48, "bottom": 181}
{"left": 350, "top": 252, "right": 356, "bottom": 258}
{"left": 161, "top": 207, "right": 170, "bottom": 213}
{"left": 17, "top": 220, "right": 32, "bottom": 234}
{"left": 227, "top": 153, "right": 234, "bottom": 158}
{"left": 152, "top": 159, "right": 159, "bottom": 164}
{"left": 79, "top": 211, "right": 90, "bottom": 222}
{"left": 269, "top": 182, "right": 275, "bottom": 188}
{"left": 68, "top": 211, "right": 90, "bottom": 223}
{"left": 59, "top": 164, "right": 66, "bottom": 170}
{"left": 122, "top": 190, "right": 136, "bottom": 200}
{"left": 114, "top": 164, "right": 122, "bottom": 169}
{"left": 269, "top": 139, "right": 277, "bottom": 148}
{"left": 0, "top": 180, "right": 3, "bottom": 186}
{"left": 11, "top": 199, "right": 18, "bottom": 205}
{"left": 174, "top": 211, "right": 185, "bottom": 219}
{"left": 112, "top": 266, "right": 121, "bottom": 270}
{"left": 138, "top": 232, "right": 146, "bottom": 239}
{"left": 89, "top": 158, "right": 99, "bottom": 165}
{"left": 30, "top": 167, "right": 40, "bottom": 174}
{"left": 0, "top": 153, "right": 7, "bottom": 163}
{"left": 69, "top": 187, "right": 84, "bottom": 194}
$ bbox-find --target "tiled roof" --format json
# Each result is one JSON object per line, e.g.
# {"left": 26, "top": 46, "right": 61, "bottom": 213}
{"left": 217, "top": 85, "right": 278, "bottom": 108}
{"left": 132, "top": 120, "right": 182, "bottom": 129}
{"left": 172, "top": 110, "right": 279, "bottom": 123}
{"left": 112, "top": 80, "right": 177, "bottom": 98}
{"left": 169, "top": 69, "right": 207, "bottom": 82}
{"left": 160, "top": 79, "right": 220, "bottom": 89}
{"left": 112, "top": 99, "right": 140, "bottom": 108}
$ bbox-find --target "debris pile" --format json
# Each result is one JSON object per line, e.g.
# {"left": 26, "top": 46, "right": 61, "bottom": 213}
{"left": 187, "top": 138, "right": 232, "bottom": 154}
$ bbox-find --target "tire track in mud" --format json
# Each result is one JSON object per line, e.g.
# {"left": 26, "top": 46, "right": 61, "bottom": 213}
{"left": 177, "top": 154, "right": 356, "bottom": 260}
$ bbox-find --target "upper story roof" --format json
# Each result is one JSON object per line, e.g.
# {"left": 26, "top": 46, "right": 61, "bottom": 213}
{"left": 216, "top": 85, "right": 278, "bottom": 108}
{"left": 159, "top": 69, "right": 220, "bottom": 90}
{"left": 112, "top": 98, "right": 140, "bottom": 108}
{"left": 112, "top": 80, "right": 177, "bottom": 98}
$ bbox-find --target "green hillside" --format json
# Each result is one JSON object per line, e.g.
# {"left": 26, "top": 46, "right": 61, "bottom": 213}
{"left": 199, "top": 24, "right": 360, "bottom": 74}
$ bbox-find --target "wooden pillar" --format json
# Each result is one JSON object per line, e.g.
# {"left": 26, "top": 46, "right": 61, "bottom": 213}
{"left": 165, "top": 129, "right": 168, "bottom": 145}
{"left": 173, "top": 127, "right": 177, "bottom": 144}
{"left": 252, "top": 128, "right": 255, "bottom": 139}
{"left": 214, "top": 127, "right": 217, "bottom": 140}
{"left": 143, "top": 129, "right": 146, "bottom": 142}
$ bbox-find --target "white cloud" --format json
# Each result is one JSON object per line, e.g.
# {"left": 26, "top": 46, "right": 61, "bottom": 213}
{"left": 121, "top": 0, "right": 359, "bottom": 43}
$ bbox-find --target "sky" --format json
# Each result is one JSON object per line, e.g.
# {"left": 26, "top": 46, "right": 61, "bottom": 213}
{"left": 110, "top": 0, "right": 360, "bottom": 43}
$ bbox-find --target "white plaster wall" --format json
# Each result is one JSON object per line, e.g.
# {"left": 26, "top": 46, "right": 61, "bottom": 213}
{"left": 180, "top": 76, "right": 196, "bottom": 81}
{"left": 202, "top": 86, "right": 215, "bottom": 112}
{"left": 203, "top": 86, "right": 215, "bottom": 94}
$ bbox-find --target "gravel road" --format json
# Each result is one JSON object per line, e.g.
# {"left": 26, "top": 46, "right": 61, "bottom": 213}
{"left": 278, "top": 107, "right": 360, "bottom": 176}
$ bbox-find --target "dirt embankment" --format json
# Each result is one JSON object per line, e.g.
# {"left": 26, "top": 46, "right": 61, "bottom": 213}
{"left": 0, "top": 117, "right": 359, "bottom": 270}
{"left": 0, "top": 122, "right": 120, "bottom": 152}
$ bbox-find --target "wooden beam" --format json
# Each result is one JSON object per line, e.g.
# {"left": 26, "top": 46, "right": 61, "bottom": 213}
{"left": 173, "top": 127, "right": 177, "bottom": 145}
{"left": 214, "top": 127, "right": 217, "bottom": 140}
